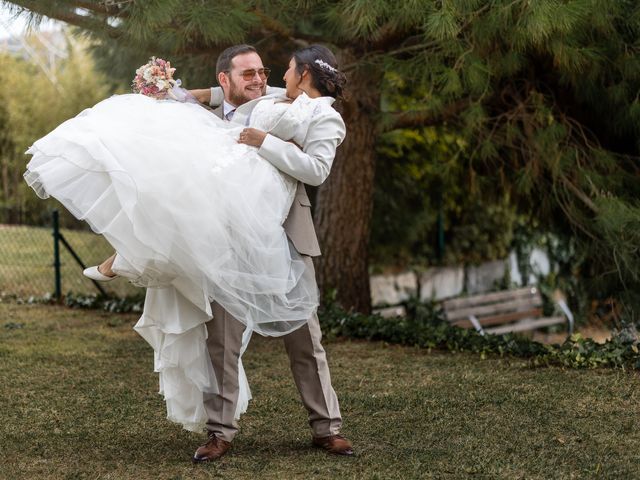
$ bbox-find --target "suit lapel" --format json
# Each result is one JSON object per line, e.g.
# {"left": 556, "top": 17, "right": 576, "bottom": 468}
{"left": 212, "top": 105, "right": 224, "bottom": 120}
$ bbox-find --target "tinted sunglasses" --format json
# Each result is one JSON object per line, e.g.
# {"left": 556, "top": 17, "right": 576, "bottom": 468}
{"left": 226, "top": 68, "right": 271, "bottom": 81}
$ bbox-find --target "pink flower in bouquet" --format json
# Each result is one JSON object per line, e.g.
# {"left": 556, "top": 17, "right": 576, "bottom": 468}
{"left": 132, "top": 57, "right": 178, "bottom": 99}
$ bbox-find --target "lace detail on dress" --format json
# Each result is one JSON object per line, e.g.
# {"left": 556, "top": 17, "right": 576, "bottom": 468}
{"left": 250, "top": 100, "right": 290, "bottom": 132}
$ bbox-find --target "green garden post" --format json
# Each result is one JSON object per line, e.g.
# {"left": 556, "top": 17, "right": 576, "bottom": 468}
{"left": 52, "top": 209, "right": 61, "bottom": 301}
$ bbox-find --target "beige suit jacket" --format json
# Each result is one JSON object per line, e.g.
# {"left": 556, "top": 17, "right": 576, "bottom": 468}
{"left": 210, "top": 103, "right": 332, "bottom": 256}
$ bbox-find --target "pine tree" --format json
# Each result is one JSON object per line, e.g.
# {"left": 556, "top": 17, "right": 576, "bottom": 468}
{"left": 4, "top": 0, "right": 640, "bottom": 316}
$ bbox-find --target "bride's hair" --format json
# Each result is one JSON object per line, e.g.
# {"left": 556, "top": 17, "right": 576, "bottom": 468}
{"left": 292, "top": 45, "right": 347, "bottom": 100}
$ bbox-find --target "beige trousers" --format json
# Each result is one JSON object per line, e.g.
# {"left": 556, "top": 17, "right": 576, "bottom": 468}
{"left": 203, "top": 255, "right": 342, "bottom": 442}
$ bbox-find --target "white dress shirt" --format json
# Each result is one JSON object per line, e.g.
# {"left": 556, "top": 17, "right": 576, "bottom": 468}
{"left": 222, "top": 100, "right": 236, "bottom": 121}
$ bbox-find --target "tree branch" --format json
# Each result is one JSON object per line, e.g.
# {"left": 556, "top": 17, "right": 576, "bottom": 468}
{"left": 559, "top": 174, "right": 599, "bottom": 214}
{"left": 341, "top": 40, "right": 441, "bottom": 72}
{"left": 251, "top": 8, "right": 346, "bottom": 47}
{"left": 369, "top": 28, "right": 418, "bottom": 52}
{"left": 382, "top": 99, "right": 469, "bottom": 132}
{"left": 75, "top": 1, "right": 131, "bottom": 17}
{"left": 5, "top": 0, "right": 122, "bottom": 38}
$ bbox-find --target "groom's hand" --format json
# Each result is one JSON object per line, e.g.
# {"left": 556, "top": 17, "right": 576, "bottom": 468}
{"left": 188, "top": 88, "right": 212, "bottom": 104}
{"left": 238, "top": 128, "right": 267, "bottom": 148}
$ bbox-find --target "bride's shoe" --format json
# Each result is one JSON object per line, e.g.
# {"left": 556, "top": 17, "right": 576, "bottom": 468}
{"left": 83, "top": 266, "right": 117, "bottom": 282}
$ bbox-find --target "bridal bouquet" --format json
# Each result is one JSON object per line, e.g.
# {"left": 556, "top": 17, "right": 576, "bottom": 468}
{"left": 132, "top": 57, "right": 178, "bottom": 99}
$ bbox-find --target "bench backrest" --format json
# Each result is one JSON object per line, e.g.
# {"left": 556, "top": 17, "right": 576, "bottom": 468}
{"left": 442, "top": 287, "right": 543, "bottom": 328}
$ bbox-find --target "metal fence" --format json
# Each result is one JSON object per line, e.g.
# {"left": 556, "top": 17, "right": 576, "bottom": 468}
{"left": 0, "top": 208, "right": 138, "bottom": 299}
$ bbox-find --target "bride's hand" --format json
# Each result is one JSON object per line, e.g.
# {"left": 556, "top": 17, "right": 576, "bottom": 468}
{"left": 238, "top": 128, "right": 267, "bottom": 147}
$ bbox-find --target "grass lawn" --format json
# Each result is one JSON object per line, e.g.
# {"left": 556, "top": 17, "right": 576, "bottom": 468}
{"left": 0, "top": 224, "right": 138, "bottom": 298}
{"left": 1, "top": 303, "right": 639, "bottom": 479}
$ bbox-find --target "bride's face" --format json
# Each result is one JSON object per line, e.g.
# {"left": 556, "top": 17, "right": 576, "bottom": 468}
{"left": 283, "top": 58, "right": 305, "bottom": 99}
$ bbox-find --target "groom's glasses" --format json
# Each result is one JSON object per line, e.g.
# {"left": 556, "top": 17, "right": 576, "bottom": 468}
{"left": 229, "top": 68, "right": 271, "bottom": 81}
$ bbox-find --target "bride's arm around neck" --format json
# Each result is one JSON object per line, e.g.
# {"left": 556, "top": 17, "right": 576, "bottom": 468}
{"left": 205, "top": 85, "right": 286, "bottom": 108}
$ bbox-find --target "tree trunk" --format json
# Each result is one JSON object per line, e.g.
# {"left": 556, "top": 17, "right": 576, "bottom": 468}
{"left": 314, "top": 59, "right": 381, "bottom": 313}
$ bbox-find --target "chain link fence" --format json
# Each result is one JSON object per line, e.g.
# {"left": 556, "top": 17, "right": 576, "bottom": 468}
{"left": 0, "top": 207, "right": 139, "bottom": 299}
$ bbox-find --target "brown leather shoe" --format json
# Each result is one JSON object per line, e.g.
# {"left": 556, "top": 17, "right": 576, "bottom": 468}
{"left": 192, "top": 433, "right": 232, "bottom": 463}
{"left": 312, "top": 434, "right": 354, "bottom": 456}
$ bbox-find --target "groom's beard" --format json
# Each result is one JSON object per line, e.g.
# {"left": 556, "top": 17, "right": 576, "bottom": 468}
{"left": 227, "top": 77, "right": 266, "bottom": 107}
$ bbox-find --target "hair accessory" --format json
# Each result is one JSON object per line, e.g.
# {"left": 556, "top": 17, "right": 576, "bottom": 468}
{"left": 314, "top": 59, "right": 338, "bottom": 73}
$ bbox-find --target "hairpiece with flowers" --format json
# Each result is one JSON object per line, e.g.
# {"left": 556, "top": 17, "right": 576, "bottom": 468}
{"left": 314, "top": 59, "right": 338, "bottom": 73}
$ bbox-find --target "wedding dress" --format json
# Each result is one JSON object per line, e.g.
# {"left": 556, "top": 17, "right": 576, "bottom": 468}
{"left": 24, "top": 92, "right": 322, "bottom": 431}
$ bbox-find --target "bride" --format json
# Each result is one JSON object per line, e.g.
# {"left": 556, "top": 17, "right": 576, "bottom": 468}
{"left": 24, "top": 45, "right": 347, "bottom": 432}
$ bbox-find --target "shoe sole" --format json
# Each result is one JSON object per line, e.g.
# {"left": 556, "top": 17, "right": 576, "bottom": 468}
{"left": 312, "top": 443, "right": 355, "bottom": 456}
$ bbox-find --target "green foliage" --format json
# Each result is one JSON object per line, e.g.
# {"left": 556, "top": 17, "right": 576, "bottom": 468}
{"left": 319, "top": 295, "right": 640, "bottom": 370}
{"left": 0, "top": 33, "right": 112, "bottom": 224}
{"left": 371, "top": 1, "right": 640, "bottom": 313}
{"left": 5, "top": 0, "right": 640, "bottom": 315}
{"left": 23, "top": 288, "right": 639, "bottom": 370}
{"left": 372, "top": 124, "right": 516, "bottom": 269}
{"left": 63, "top": 291, "right": 144, "bottom": 313}
{"left": 2, "top": 291, "right": 145, "bottom": 312}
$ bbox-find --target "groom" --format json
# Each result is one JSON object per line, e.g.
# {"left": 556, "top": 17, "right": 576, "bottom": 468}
{"left": 188, "top": 44, "right": 353, "bottom": 461}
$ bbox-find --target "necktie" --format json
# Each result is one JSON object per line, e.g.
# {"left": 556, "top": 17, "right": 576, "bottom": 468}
{"left": 225, "top": 110, "right": 235, "bottom": 121}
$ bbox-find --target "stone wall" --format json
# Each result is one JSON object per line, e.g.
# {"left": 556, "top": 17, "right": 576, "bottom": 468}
{"left": 370, "top": 249, "right": 551, "bottom": 317}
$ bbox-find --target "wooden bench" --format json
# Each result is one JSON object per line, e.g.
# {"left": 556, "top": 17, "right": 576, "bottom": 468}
{"left": 442, "top": 286, "right": 574, "bottom": 336}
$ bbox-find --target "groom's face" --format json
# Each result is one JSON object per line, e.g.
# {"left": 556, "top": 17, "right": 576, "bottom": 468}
{"left": 220, "top": 52, "right": 267, "bottom": 106}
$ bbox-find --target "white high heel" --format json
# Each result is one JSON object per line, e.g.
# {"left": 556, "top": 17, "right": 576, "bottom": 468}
{"left": 83, "top": 266, "right": 118, "bottom": 282}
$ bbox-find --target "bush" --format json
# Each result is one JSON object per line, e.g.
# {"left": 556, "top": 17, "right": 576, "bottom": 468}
{"left": 318, "top": 295, "right": 640, "bottom": 370}
{"left": 26, "top": 290, "right": 640, "bottom": 370}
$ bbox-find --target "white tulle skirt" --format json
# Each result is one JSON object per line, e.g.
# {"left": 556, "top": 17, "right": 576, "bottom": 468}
{"left": 24, "top": 93, "right": 318, "bottom": 431}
